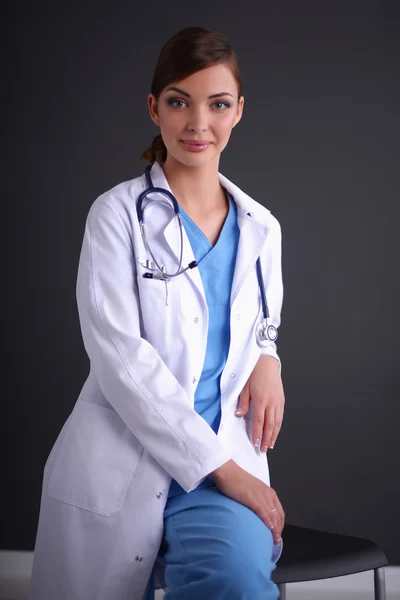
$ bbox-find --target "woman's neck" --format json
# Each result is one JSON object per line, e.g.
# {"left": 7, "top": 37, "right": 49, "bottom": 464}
{"left": 161, "top": 156, "right": 226, "bottom": 215}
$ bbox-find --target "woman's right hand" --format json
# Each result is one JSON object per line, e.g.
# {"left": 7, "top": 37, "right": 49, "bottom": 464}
{"left": 210, "top": 459, "right": 285, "bottom": 545}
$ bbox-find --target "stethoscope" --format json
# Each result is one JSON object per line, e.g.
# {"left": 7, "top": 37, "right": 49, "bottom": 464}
{"left": 136, "top": 164, "right": 278, "bottom": 346}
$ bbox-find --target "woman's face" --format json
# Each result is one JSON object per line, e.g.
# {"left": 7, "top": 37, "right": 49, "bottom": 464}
{"left": 148, "top": 63, "right": 244, "bottom": 168}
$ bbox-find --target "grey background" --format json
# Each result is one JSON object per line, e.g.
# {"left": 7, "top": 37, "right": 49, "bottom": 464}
{"left": 3, "top": 0, "right": 399, "bottom": 564}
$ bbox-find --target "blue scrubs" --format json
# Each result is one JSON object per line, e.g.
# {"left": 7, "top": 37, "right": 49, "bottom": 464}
{"left": 167, "top": 189, "right": 239, "bottom": 498}
{"left": 142, "top": 190, "right": 280, "bottom": 599}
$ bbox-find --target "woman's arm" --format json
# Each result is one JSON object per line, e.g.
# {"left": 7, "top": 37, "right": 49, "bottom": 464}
{"left": 235, "top": 215, "right": 285, "bottom": 451}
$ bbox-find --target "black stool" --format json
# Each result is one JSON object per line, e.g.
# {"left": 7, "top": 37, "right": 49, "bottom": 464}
{"left": 272, "top": 524, "right": 389, "bottom": 599}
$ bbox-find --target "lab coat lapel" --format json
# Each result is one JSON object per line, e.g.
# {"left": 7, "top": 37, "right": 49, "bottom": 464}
{"left": 148, "top": 162, "right": 206, "bottom": 303}
{"left": 230, "top": 210, "right": 269, "bottom": 306}
{"left": 217, "top": 172, "right": 270, "bottom": 305}
{"left": 163, "top": 214, "right": 206, "bottom": 303}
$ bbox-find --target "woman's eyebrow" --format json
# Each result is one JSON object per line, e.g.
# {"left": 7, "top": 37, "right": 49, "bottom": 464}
{"left": 164, "top": 86, "right": 234, "bottom": 99}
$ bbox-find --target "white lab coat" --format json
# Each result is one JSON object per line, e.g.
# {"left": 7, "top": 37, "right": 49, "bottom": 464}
{"left": 28, "top": 161, "right": 284, "bottom": 600}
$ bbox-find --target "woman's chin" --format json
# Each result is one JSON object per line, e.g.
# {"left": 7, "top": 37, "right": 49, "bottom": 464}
{"left": 174, "top": 148, "right": 218, "bottom": 168}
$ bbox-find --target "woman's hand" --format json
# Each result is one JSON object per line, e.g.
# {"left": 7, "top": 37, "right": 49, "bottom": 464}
{"left": 236, "top": 355, "right": 285, "bottom": 452}
{"left": 210, "top": 459, "right": 285, "bottom": 545}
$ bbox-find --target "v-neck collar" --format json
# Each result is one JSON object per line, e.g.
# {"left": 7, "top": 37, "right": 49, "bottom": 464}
{"left": 179, "top": 190, "right": 233, "bottom": 252}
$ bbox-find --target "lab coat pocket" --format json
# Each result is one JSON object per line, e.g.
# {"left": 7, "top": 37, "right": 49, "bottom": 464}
{"left": 136, "top": 274, "right": 179, "bottom": 355}
{"left": 47, "top": 401, "right": 143, "bottom": 516}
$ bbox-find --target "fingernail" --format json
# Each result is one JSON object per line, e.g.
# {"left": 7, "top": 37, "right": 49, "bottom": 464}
{"left": 235, "top": 409, "right": 243, "bottom": 415}
{"left": 261, "top": 445, "right": 267, "bottom": 452}
{"left": 254, "top": 438, "right": 260, "bottom": 446}
{"left": 270, "top": 440, "right": 275, "bottom": 449}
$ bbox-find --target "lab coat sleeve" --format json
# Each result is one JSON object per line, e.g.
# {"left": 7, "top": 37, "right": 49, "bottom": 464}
{"left": 259, "top": 215, "right": 284, "bottom": 371}
{"left": 76, "top": 199, "right": 232, "bottom": 493}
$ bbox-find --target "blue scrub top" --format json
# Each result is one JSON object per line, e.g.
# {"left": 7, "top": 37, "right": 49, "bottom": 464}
{"left": 168, "top": 190, "right": 240, "bottom": 498}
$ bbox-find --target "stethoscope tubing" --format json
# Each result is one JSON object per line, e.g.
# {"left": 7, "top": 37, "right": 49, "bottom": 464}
{"left": 255, "top": 256, "right": 270, "bottom": 320}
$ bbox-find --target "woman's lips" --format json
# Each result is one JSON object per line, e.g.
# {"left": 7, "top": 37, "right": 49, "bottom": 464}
{"left": 180, "top": 140, "right": 211, "bottom": 152}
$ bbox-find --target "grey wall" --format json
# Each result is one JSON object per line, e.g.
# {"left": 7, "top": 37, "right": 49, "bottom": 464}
{"left": 3, "top": 1, "right": 399, "bottom": 564}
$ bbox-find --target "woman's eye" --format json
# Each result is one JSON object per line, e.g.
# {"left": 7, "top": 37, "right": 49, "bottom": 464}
{"left": 213, "top": 101, "right": 231, "bottom": 110}
{"left": 168, "top": 99, "right": 186, "bottom": 108}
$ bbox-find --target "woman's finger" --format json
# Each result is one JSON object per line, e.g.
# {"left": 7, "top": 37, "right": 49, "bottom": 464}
{"left": 236, "top": 383, "right": 251, "bottom": 417}
{"left": 267, "top": 503, "right": 282, "bottom": 542}
{"left": 260, "top": 407, "right": 275, "bottom": 452}
{"left": 252, "top": 410, "right": 265, "bottom": 446}
{"left": 271, "top": 490, "right": 285, "bottom": 534}
{"left": 269, "top": 406, "right": 284, "bottom": 449}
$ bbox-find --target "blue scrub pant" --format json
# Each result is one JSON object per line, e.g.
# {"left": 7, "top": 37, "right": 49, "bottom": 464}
{"left": 142, "top": 484, "right": 281, "bottom": 599}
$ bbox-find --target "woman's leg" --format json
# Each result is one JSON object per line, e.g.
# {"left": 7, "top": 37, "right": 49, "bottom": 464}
{"left": 161, "top": 485, "right": 281, "bottom": 600}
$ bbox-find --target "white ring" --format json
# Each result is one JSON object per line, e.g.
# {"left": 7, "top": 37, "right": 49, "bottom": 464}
{"left": 271, "top": 507, "right": 277, "bottom": 512}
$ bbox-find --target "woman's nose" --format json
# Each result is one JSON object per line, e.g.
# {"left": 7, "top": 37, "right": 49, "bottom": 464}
{"left": 187, "top": 107, "right": 209, "bottom": 132}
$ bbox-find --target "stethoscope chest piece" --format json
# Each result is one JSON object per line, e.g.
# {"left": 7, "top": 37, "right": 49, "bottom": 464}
{"left": 256, "top": 319, "right": 278, "bottom": 347}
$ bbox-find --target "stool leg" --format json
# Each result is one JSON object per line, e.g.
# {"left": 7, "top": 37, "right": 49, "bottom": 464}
{"left": 374, "top": 567, "right": 386, "bottom": 600}
{"left": 277, "top": 583, "right": 286, "bottom": 600}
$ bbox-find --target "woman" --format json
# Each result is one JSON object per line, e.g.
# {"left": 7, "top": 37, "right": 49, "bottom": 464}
{"left": 28, "top": 26, "right": 286, "bottom": 600}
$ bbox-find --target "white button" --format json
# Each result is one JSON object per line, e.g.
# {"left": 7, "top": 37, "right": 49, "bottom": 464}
{"left": 193, "top": 377, "right": 197, "bottom": 384}
{"left": 236, "top": 314, "right": 241, "bottom": 320}
{"left": 230, "top": 372, "right": 236, "bottom": 378}
{"left": 156, "top": 492, "right": 163, "bottom": 499}
{"left": 135, "top": 554, "right": 143, "bottom": 562}
{"left": 194, "top": 317, "right": 199, "bottom": 323}
{"left": 220, "top": 424, "right": 224, "bottom": 431}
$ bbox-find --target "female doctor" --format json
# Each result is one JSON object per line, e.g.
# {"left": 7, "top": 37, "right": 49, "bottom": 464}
{"left": 28, "top": 26, "right": 286, "bottom": 600}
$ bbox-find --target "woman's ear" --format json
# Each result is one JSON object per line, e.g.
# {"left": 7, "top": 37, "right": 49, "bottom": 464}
{"left": 147, "top": 94, "right": 160, "bottom": 127}
{"left": 233, "top": 96, "right": 244, "bottom": 128}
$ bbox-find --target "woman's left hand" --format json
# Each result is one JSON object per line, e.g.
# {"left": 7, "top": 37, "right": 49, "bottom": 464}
{"left": 235, "top": 355, "right": 285, "bottom": 452}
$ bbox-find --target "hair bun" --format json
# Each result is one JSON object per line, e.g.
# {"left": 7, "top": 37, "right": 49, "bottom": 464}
{"left": 140, "top": 134, "right": 167, "bottom": 164}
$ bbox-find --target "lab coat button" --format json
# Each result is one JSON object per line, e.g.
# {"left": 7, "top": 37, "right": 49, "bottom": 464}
{"left": 156, "top": 492, "right": 163, "bottom": 499}
{"left": 230, "top": 372, "right": 236, "bottom": 378}
{"left": 193, "top": 376, "right": 197, "bottom": 384}
{"left": 194, "top": 316, "right": 199, "bottom": 323}
{"left": 135, "top": 555, "right": 143, "bottom": 562}
{"left": 236, "top": 314, "right": 241, "bottom": 320}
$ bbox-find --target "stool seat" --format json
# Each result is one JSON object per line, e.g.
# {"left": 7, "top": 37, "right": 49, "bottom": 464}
{"left": 272, "top": 523, "right": 389, "bottom": 584}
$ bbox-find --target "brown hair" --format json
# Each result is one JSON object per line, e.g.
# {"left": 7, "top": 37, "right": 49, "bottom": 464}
{"left": 140, "top": 26, "right": 243, "bottom": 164}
